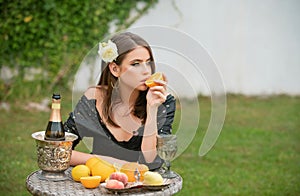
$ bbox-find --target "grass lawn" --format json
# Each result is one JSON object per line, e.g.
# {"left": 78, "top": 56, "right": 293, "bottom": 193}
{"left": 0, "top": 93, "right": 299, "bottom": 195}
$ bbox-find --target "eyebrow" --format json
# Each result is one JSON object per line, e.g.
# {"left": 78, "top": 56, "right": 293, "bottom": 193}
{"left": 129, "top": 57, "right": 152, "bottom": 63}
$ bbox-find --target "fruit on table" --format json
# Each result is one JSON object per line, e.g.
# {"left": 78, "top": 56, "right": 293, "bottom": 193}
{"left": 85, "top": 157, "right": 100, "bottom": 171}
{"left": 120, "top": 162, "right": 149, "bottom": 182}
{"left": 71, "top": 165, "right": 91, "bottom": 182}
{"left": 106, "top": 179, "right": 125, "bottom": 189}
{"left": 143, "top": 171, "right": 163, "bottom": 186}
{"left": 145, "top": 72, "right": 165, "bottom": 87}
{"left": 109, "top": 172, "right": 128, "bottom": 185}
{"left": 89, "top": 157, "right": 115, "bottom": 182}
{"left": 80, "top": 176, "right": 101, "bottom": 189}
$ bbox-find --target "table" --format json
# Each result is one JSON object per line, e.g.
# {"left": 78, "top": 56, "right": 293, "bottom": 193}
{"left": 26, "top": 168, "right": 183, "bottom": 195}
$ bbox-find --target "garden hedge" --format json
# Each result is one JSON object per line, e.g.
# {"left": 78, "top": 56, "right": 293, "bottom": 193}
{"left": 0, "top": 0, "right": 157, "bottom": 100}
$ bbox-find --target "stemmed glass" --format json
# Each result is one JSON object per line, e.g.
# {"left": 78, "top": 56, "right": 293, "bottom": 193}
{"left": 157, "top": 134, "right": 177, "bottom": 178}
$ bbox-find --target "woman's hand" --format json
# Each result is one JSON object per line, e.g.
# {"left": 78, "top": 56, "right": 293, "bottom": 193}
{"left": 146, "top": 76, "right": 168, "bottom": 107}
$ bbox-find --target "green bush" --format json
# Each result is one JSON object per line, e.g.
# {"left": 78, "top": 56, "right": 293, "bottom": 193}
{"left": 0, "top": 0, "right": 157, "bottom": 101}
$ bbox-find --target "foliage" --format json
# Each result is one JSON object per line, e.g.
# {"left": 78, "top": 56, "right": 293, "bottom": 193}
{"left": 0, "top": 0, "right": 157, "bottom": 101}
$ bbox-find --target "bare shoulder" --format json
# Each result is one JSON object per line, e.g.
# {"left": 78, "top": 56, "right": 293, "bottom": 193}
{"left": 84, "top": 86, "right": 107, "bottom": 102}
{"left": 84, "top": 87, "right": 97, "bottom": 99}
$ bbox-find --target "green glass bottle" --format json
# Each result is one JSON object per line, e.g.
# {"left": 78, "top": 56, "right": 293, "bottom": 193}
{"left": 44, "top": 93, "right": 65, "bottom": 141}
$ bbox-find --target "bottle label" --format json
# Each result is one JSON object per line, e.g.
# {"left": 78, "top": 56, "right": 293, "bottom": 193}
{"left": 51, "top": 103, "right": 61, "bottom": 109}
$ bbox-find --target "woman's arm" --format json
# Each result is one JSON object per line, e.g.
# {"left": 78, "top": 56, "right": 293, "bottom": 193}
{"left": 141, "top": 106, "right": 159, "bottom": 163}
{"left": 142, "top": 83, "right": 169, "bottom": 163}
{"left": 70, "top": 150, "right": 128, "bottom": 166}
{"left": 142, "top": 93, "right": 176, "bottom": 163}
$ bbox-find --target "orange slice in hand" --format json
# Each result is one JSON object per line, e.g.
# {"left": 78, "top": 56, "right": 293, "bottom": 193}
{"left": 145, "top": 72, "right": 165, "bottom": 87}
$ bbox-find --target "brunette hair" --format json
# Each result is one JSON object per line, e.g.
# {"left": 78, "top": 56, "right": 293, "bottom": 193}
{"left": 98, "top": 32, "right": 155, "bottom": 127}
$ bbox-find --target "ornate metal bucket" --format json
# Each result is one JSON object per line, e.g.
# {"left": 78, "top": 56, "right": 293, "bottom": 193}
{"left": 32, "top": 131, "right": 78, "bottom": 181}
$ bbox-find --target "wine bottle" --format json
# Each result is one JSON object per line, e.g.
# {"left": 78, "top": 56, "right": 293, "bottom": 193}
{"left": 44, "top": 93, "right": 65, "bottom": 141}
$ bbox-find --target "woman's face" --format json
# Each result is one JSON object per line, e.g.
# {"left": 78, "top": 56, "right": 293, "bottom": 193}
{"left": 118, "top": 46, "right": 153, "bottom": 91}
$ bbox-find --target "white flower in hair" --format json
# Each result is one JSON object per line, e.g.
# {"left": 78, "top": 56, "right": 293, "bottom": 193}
{"left": 98, "top": 40, "right": 118, "bottom": 63}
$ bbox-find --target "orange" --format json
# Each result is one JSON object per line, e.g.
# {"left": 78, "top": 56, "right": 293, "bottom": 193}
{"left": 145, "top": 72, "right": 165, "bottom": 87}
{"left": 120, "top": 162, "right": 149, "bottom": 182}
{"left": 80, "top": 176, "right": 101, "bottom": 189}
{"left": 71, "top": 165, "right": 91, "bottom": 182}
{"left": 85, "top": 157, "right": 101, "bottom": 171}
{"left": 90, "top": 158, "right": 115, "bottom": 182}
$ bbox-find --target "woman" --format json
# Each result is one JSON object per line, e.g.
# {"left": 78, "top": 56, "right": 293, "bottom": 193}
{"left": 64, "top": 32, "right": 176, "bottom": 170}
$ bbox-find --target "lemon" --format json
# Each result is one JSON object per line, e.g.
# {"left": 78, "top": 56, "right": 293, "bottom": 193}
{"left": 145, "top": 72, "right": 164, "bottom": 87}
{"left": 80, "top": 176, "right": 101, "bottom": 189}
{"left": 143, "top": 171, "right": 163, "bottom": 185}
{"left": 71, "top": 165, "right": 91, "bottom": 182}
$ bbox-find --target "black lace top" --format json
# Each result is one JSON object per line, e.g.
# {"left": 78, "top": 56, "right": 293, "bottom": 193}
{"left": 63, "top": 94, "right": 176, "bottom": 170}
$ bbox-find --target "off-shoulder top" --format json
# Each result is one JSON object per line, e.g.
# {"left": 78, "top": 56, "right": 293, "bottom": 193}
{"left": 63, "top": 94, "right": 176, "bottom": 170}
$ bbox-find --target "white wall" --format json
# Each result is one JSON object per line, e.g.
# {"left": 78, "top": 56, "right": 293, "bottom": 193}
{"left": 131, "top": 0, "right": 300, "bottom": 95}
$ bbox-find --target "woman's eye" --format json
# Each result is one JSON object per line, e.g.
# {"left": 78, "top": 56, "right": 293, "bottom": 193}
{"left": 131, "top": 63, "right": 139, "bottom": 66}
{"left": 130, "top": 61, "right": 153, "bottom": 66}
{"left": 145, "top": 61, "right": 153, "bottom": 66}
{"left": 131, "top": 62, "right": 140, "bottom": 66}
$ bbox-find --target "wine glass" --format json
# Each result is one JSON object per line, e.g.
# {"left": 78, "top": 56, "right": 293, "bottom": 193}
{"left": 157, "top": 134, "right": 178, "bottom": 178}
